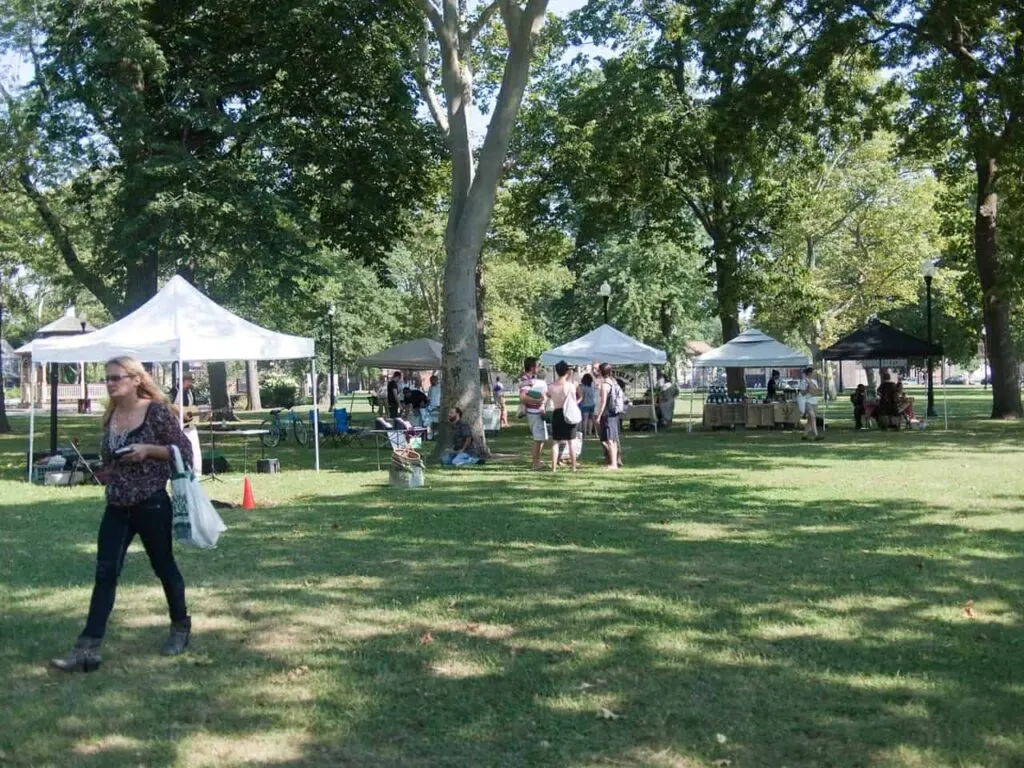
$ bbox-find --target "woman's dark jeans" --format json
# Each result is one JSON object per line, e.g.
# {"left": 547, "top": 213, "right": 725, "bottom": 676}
{"left": 82, "top": 490, "right": 188, "bottom": 639}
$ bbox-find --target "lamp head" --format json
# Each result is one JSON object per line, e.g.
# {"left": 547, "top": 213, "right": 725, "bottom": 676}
{"left": 328, "top": 304, "right": 336, "bottom": 317}
{"left": 598, "top": 281, "right": 611, "bottom": 298}
{"left": 920, "top": 258, "right": 936, "bottom": 279}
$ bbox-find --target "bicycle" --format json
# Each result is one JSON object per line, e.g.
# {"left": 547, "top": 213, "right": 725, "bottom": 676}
{"left": 259, "top": 408, "right": 309, "bottom": 449}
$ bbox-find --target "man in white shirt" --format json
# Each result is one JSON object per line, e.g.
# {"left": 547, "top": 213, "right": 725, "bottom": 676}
{"left": 519, "top": 357, "right": 548, "bottom": 471}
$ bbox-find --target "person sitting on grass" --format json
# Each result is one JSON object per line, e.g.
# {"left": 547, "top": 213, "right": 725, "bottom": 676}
{"left": 441, "top": 408, "right": 479, "bottom": 466}
{"left": 850, "top": 384, "right": 867, "bottom": 430}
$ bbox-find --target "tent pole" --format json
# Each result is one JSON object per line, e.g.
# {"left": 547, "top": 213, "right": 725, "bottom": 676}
{"left": 820, "top": 358, "right": 827, "bottom": 432}
{"left": 687, "top": 366, "right": 695, "bottom": 433}
{"left": 176, "top": 350, "right": 184, "bottom": 429}
{"left": 27, "top": 360, "right": 36, "bottom": 482}
{"left": 649, "top": 364, "right": 657, "bottom": 433}
{"left": 312, "top": 357, "right": 320, "bottom": 473}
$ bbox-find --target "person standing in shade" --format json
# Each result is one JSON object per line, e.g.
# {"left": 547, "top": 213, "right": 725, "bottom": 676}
{"left": 766, "top": 370, "right": 782, "bottom": 401}
{"left": 493, "top": 377, "right": 508, "bottom": 427}
{"left": 655, "top": 372, "right": 678, "bottom": 427}
{"left": 519, "top": 357, "right": 548, "bottom": 471}
{"left": 386, "top": 371, "right": 402, "bottom": 420}
{"left": 850, "top": 384, "right": 867, "bottom": 430}
{"left": 579, "top": 373, "right": 596, "bottom": 437}
{"left": 799, "top": 365, "right": 823, "bottom": 441}
{"left": 595, "top": 363, "right": 622, "bottom": 470}
{"left": 51, "top": 357, "right": 195, "bottom": 673}
{"left": 547, "top": 360, "right": 579, "bottom": 472}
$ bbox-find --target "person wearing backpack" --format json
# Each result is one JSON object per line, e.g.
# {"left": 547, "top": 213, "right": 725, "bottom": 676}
{"left": 595, "top": 362, "right": 623, "bottom": 470}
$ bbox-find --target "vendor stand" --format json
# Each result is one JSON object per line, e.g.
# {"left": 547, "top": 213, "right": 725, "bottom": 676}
{"left": 540, "top": 324, "right": 668, "bottom": 431}
{"left": 691, "top": 330, "right": 810, "bottom": 431}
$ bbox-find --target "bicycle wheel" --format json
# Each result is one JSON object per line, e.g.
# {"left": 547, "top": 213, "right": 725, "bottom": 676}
{"left": 292, "top": 418, "right": 309, "bottom": 447}
{"left": 260, "top": 419, "right": 282, "bottom": 449}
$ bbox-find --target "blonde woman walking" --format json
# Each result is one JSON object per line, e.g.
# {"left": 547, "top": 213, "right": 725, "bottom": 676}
{"left": 51, "top": 357, "right": 195, "bottom": 672}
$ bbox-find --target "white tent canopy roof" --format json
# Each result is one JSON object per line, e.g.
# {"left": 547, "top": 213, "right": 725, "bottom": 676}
{"left": 29, "top": 275, "right": 314, "bottom": 363}
{"left": 693, "top": 328, "right": 809, "bottom": 369}
{"left": 356, "top": 338, "right": 442, "bottom": 370}
{"left": 540, "top": 324, "right": 667, "bottom": 366}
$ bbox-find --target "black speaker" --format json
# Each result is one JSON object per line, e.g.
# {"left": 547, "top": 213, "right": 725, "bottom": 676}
{"left": 202, "top": 455, "right": 230, "bottom": 474}
{"left": 256, "top": 458, "right": 280, "bottom": 474}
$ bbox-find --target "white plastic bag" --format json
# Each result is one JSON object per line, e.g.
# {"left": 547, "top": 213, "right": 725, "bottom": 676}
{"left": 170, "top": 446, "right": 226, "bottom": 549}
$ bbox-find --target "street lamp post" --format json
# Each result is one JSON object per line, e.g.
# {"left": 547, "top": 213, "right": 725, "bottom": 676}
{"left": 981, "top": 326, "right": 989, "bottom": 391}
{"left": 80, "top": 317, "right": 89, "bottom": 413}
{"left": 921, "top": 258, "right": 937, "bottom": 417}
{"left": 599, "top": 281, "right": 611, "bottom": 325}
{"left": 327, "top": 304, "right": 336, "bottom": 410}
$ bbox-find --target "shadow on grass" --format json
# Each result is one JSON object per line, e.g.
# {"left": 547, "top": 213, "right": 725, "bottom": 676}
{"left": 2, "top": 442, "right": 1023, "bottom": 767}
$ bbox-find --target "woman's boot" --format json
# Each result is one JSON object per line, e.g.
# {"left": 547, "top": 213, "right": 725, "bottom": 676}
{"left": 161, "top": 618, "right": 191, "bottom": 656}
{"left": 50, "top": 637, "right": 102, "bottom": 673}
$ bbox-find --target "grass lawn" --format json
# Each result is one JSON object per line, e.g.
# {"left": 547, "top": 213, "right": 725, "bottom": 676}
{"left": 0, "top": 388, "right": 1022, "bottom": 767}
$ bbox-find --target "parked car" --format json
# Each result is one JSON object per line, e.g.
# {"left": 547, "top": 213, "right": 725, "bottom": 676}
{"left": 944, "top": 375, "right": 967, "bottom": 385}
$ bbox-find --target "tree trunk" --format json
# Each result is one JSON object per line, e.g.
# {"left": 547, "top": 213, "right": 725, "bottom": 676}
{"left": 207, "top": 362, "right": 236, "bottom": 420}
{"left": 441, "top": 242, "right": 488, "bottom": 455}
{"left": 476, "top": 260, "right": 487, "bottom": 360}
{"left": 245, "top": 360, "right": 261, "bottom": 411}
{"left": 974, "top": 157, "right": 1022, "bottom": 418}
{"left": 713, "top": 240, "right": 744, "bottom": 392}
{"left": 0, "top": 377, "right": 9, "bottom": 434}
{"left": 719, "top": 308, "right": 744, "bottom": 392}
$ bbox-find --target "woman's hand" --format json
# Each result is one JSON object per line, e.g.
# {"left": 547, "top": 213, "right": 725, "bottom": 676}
{"left": 122, "top": 444, "right": 171, "bottom": 462}
{"left": 120, "top": 444, "right": 154, "bottom": 462}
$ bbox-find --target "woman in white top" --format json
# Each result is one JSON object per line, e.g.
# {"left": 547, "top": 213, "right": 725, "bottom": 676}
{"left": 799, "top": 366, "right": 823, "bottom": 441}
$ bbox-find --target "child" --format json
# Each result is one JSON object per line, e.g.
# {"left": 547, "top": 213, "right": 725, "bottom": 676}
{"left": 850, "top": 384, "right": 867, "bottom": 430}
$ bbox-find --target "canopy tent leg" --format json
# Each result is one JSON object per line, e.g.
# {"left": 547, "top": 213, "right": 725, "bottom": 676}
{"left": 311, "top": 358, "right": 320, "bottom": 473}
{"left": 649, "top": 364, "right": 658, "bottom": 433}
{"left": 687, "top": 378, "right": 695, "bottom": 432}
{"left": 176, "top": 352, "right": 184, "bottom": 429}
{"left": 27, "top": 362, "right": 36, "bottom": 482}
{"left": 49, "top": 363, "right": 58, "bottom": 455}
{"left": 820, "top": 358, "right": 827, "bottom": 432}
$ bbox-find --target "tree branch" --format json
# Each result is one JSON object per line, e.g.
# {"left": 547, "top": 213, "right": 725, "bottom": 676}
{"left": 415, "top": 33, "right": 450, "bottom": 138}
{"left": 18, "top": 170, "right": 122, "bottom": 315}
{"left": 466, "top": 1, "right": 502, "bottom": 43}
{"left": 420, "top": 0, "right": 446, "bottom": 38}
{"left": 854, "top": 3, "right": 995, "bottom": 80}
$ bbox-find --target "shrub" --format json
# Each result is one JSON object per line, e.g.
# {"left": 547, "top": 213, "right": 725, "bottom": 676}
{"left": 260, "top": 373, "right": 299, "bottom": 409}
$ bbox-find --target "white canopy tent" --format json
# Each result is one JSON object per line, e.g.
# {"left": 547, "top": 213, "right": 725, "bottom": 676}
{"left": 541, "top": 325, "right": 667, "bottom": 431}
{"left": 692, "top": 328, "right": 809, "bottom": 370}
{"left": 541, "top": 324, "right": 667, "bottom": 367}
{"left": 689, "top": 329, "right": 811, "bottom": 430}
{"left": 26, "top": 275, "right": 320, "bottom": 477}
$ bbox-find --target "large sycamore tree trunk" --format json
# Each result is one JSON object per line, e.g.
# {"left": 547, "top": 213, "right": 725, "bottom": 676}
{"left": 975, "top": 157, "right": 1022, "bottom": 418}
{"left": 416, "top": 0, "right": 549, "bottom": 454}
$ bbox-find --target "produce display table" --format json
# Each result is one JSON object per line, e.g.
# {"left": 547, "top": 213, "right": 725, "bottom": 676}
{"left": 703, "top": 401, "right": 801, "bottom": 429}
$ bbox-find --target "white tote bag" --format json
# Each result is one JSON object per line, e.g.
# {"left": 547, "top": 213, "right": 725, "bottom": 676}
{"left": 562, "top": 388, "right": 582, "bottom": 425}
{"left": 170, "top": 446, "right": 226, "bottom": 549}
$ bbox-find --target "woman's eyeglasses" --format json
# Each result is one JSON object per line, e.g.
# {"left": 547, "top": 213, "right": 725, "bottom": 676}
{"left": 105, "top": 374, "right": 134, "bottom": 383}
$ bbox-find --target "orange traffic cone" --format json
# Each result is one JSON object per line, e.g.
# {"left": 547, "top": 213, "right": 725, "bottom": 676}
{"left": 241, "top": 476, "right": 256, "bottom": 509}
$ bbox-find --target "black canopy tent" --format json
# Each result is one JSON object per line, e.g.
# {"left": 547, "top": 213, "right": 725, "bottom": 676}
{"left": 819, "top": 319, "right": 946, "bottom": 428}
